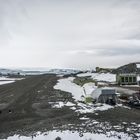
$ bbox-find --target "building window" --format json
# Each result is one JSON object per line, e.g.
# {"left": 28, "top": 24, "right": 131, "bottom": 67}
{"left": 121, "top": 77, "right": 125, "bottom": 83}
{"left": 133, "top": 77, "right": 136, "bottom": 83}
{"left": 129, "top": 77, "right": 132, "bottom": 83}
{"left": 125, "top": 77, "right": 128, "bottom": 83}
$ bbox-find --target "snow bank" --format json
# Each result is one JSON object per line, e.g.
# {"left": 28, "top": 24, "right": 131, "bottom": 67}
{"left": 0, "top": 81, "right": 15, "bottom": 85}
{"left": 0, "top": 77, "right": 24, "bottom": 85}
{"left": 0, "top": 77, "right": 23, "bottom": 81}
{"left": 54, "top": 77, "right": 98, "bottom": 101}
{"left": 54, "top": 77, "right": 84, "bottom": 101}
{"left": 93, "top": 73, "right": 116, "bottom": 82}
{"left": 77, "top": 72, "right": 116, "bottom": 82}
{"left": 4, "top": 130, "right": 135, "bottom": 140}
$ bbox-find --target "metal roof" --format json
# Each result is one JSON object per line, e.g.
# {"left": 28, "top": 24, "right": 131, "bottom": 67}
{"left": 91, "top": 87, "right": 116, "bottom": 99}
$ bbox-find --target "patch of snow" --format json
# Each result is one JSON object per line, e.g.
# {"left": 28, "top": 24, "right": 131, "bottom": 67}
{"left": 77, "top": 72, "right": 116, "bottom": 83}
{"left": 54, "top": 77, "right": 85, "bottom": 101}
{"left": 37, "top": 90, "right": 43, "bottom": 93}
{"left": 83, "top": 82, "right": 97, "bottom": 95}
{"left": 54, "top": 77, "right": 98, "bottom": 101}
{"left": 113, "top": 125, "right": 123, "bottom": 130}
{"left": 4, "top": 130, "right": 135, "bottom": 140}
{"left": 94, "top": 104, "right": 114, "bottom": 111}
{"left": 70, "top": 106, "right": 76, "bottom": 110}
{"left": 0, "top": 77, "right": 23, "bottom": 81}
{"left": 76, "top": 102, "right": 94, "bottom": 114}
{"left": 66, "top": 102, "right": 75, "bottom": 106}
{"left": 0, "top": 81, "right": 15, "bottom": 85}
{"left": 117, "top": 104, "right": 131, "bottom": 109}
{"left": 138, "top": 124, "right": 140, "bottom": 128}
{"left": 79, "top": 117, "right": 90, "bottom": 120}
{"left": 95, "top": 113, "right": 99, "bottom": 115}
{"left": 52, "top": 102, "right": 65, "bottom": 108}
{"left": 51, "top": 101, "right": 75, "bottom": 108}
{"left": 131, "top": 122, "right": 136, "bottom": 125}
{"left": 76, "top": 102, "right": 114, "bottom": 114}
{"left": 93, "top": 73, "right": 116, "bottom": 82}
{"left": 0, "top": 76, "right": 24, "bottom": 85}
{"left": 122, "top": 122, "right": 127, "bottom": 125}
{"left": 92, "top": 121, "right": 99, "bottom": 125}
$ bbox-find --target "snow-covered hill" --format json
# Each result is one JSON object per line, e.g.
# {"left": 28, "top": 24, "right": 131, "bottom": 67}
{"left": 77, "top": 72, "right": 116, "bottom": 83}
{"left": 0, "top": 68, "right": 80, "bottom": 76}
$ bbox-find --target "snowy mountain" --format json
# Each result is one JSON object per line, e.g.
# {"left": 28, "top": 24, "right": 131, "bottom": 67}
{"left": 0, "top": 68, "right": 81, "bottom": 76}
{"left": 0, "top": 68, "right": 22, "bottom": 76}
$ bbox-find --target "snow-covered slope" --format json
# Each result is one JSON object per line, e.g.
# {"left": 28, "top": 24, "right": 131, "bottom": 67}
{"left": 54, "top": 77, "right": 84, "bottom": 100}
{"left": 4, "top": 130, "right": 135, "bottom": 140}
{"left": 77, "top": 72, "right": 116, "bottom": 83}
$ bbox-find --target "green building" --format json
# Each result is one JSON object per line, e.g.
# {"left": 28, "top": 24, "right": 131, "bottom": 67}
{"left": 116, "top": 73, "right": 137, "bottom": 85}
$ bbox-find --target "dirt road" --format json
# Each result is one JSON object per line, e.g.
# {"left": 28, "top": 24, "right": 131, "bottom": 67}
{"left": 0, "top": 75, "right": 77, "bottom": 136}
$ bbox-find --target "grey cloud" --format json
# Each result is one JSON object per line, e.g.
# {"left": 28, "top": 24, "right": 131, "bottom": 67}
{"left": 97, "top": 47, "right": 140, "bottom": 56}
{"left": 0, "top": 0, "right": 140, "bottom": 68}
{"left": 67, "top": 46, "right": 140, "bottom": 57}
{"left": 126, "top": 33, "right": 140, "bottom": 40}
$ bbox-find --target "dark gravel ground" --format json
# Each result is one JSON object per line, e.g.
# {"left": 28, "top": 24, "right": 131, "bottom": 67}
{"left": 0, "top": 74, "right": 140, "bottom": 139}
{"left": 0, "top": 74, "right": 79, "bottom": 138}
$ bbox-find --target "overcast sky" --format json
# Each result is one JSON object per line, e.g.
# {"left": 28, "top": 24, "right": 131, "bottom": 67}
{"left": 0, "top": 0, "right": 140, "bottom": 69}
